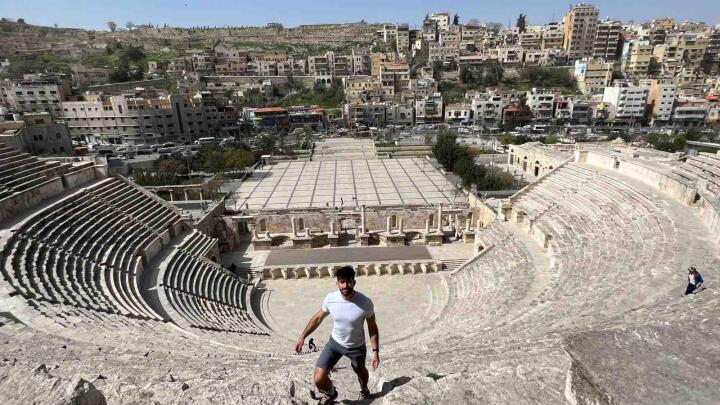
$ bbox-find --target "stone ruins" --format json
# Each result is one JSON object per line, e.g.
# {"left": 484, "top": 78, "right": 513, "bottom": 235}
{"left": 0, "top": 138, "right": 719, "bottom": 404}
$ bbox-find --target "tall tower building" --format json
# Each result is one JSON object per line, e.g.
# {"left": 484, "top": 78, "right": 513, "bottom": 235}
{"left": 593, "top": 19, "right": 622, "bottom": 60}
{"left": 563, "top": 3, "right": 600, "bottom": 60}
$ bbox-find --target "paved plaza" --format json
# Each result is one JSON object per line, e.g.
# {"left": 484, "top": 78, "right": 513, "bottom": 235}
{"left": 312, "top": 138, "right": 376, "bottom": 160}
{"left": 264, "top": 245, "right": 432, "bottom": 266}
{"left": 234, "top": 158, "right": 461, "bottom": 210}
{"left": 263, "top": 273, "right": 447, "bottom": 343}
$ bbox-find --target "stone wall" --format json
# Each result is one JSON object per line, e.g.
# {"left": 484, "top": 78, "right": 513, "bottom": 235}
{"left": 698, "top": 196, "right": 720, "bottom": 248}
{"left": 63, "top": 165, "right": 99, "bottom": 189}
{"left": 468, "top": 192, "right": 498, "bottom": 226}
{"left": 0, "top": 177, "right": 64, "bottom": 222}
{"left": 581, "top": 150, "right": 696, "bottom": 205}
{"left": 508, "top": 143, "right": 572, "bottom": 178}
{"left": 252, "top": 206, "right": 475, "bottom": 234}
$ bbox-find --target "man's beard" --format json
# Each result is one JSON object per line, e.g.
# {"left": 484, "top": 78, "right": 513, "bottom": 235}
{"left": 341, "top": 287, "right": 354, "bottom": 297}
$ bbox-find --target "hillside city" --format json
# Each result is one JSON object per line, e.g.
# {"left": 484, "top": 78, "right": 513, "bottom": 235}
{"left": 0, "top": 3, "right": 720, "bottom": 405}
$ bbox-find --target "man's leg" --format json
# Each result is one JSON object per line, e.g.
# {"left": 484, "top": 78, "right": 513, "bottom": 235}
{"left": 354, "top": 365, "right": 369, "bottom": 390}
{"left": 315, "top": 339, "right": 343, "bottom": 398}
{"left": 314, "top": 367, "right": 333, "bottom": 391}
{"left": 348, "top": 345, "right": 370, "bottom": 394}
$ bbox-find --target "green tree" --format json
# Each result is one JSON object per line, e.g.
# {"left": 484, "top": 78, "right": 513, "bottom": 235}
{"left": 107, "top": 21, "right": 117, "bottom": 32}
{"left": 223, "top": 148, "right": 254, "bottom": 173}
{"left": 516, "top": 14, "right": 527, "bottom": 33}
{"left": 544, "top": 134, "right": 558, "bottom": 144}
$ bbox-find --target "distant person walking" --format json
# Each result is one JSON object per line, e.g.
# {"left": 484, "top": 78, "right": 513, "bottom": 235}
{"left": 308, "top": 338, "right": 317, "bottom": 352}
{"left": 294, "top": 266, "right": 380, "bottom": 404}
{"left": 685, "top": 266, "right": 705, "bottom": 295}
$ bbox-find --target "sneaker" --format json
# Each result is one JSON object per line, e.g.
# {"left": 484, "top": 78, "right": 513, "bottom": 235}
{"left": 358, "top": 389, "right": 371, "bottom": 400}
{"left": 317, "top": 387, "right": 339, "bottom": 405}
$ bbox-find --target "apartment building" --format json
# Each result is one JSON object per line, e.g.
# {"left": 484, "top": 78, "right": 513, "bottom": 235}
{"left": 414, "top": 93, "right": 444, "bottom": 123}
{"left": 429, "top": 42, "right": 461, "bottom": 63}
{"left": 622, "top": 41, "right": 655, "bottom": 78}
{"left": 673, "top": 98, "right": 709, "bottom": 126}
{"left": 309, "top": 51, "right": 370, "bottom": 77}
{"left": 60, "top": 93, "right": 221, "bottom": 145}
{"left": 470, "top": 91, "right": 504, "bottom": 127}
{"left": 396, "top": 24, "right": 411, "bottom": 52}
{"left": 370, "top": 52, "right": 397, "bottom": 77}
{"left": 386, "top": 103, "right": 414, "bottom": 126}
{"left": 345, "top": 75, "right": 383, "bottom": 102}
{"left": 343, "top": 102, "right": 387, "bottom": 128}
{"left": 428, "top": 12, "right": 450, "bottom": 32}
{"left": 593, "top": 19, "right": 622, "bottom": 60}
{"left": 541, "top": 23, "right": 565, "bottom": 50}
{"left": 440, "top": 25, "right": 463, "bottom": 44}
{"left": 0, "top": 74, "right": 71, "bottom": 117}
{"left": 602, "top": 82, "right": 649, "bottom": 122}
{"left": 525, "top": 88, "right": 556, "bottom": 120}
{"left": 563, "top": 3, "right": 600, "bottom": 60}
{"left": 574, "top": 59, "right": 613, "bottom": 94}
{"left": 641, "top": 79, "right": 677, "bottom": 125}
{"left": 0, "top": 112, "right": 73, "bottom": 155}
{"left": 520, "top": 29, "right": 543, "bottom": 49}
{"left": 378, "top": 63, "right": 411, "bottom": 99}
{"left": 444, "top": 104, "right": 472, "bottom": 125}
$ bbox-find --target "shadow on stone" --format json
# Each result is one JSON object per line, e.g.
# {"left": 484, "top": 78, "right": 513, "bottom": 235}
{"left": 343, "top": 376, "right": 412, "bottom": 404}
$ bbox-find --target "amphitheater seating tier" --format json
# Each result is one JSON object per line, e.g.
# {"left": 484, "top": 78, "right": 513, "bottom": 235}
{"left": 2, "top": 177, "right": 183, "bottom": 321}
{"left": 0, "top": 143, "right": 71, "bottom": 199}
{"left": 161, "top": 230, "right": 266, "bottom": 335}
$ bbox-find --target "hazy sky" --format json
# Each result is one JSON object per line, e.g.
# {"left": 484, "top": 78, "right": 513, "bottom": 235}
{"left": 1, "top": 0, "right": 718, "bottom": 30}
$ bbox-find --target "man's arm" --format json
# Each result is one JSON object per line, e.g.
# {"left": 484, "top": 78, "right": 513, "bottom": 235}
{"left": 367, "top": 315, "right": 380, "bottom": 369}
{"left": 294, "top": 309, "right": 329, "bottom": 353}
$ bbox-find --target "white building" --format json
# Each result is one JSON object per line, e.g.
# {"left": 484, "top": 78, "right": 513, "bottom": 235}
{"left": 602, "top": 83, "right": 649, "bottom": 121}
{"left": 414, "top": 93, "right": 444, "bottom": 124}
{"left": 444, "top": 104, "right": 472, "bottom": 125}
{"left": 470, "top": 92, "right": 504, "bottom": 127}
{"left": 526, "top": 89, "right": 556, "bottom": 120}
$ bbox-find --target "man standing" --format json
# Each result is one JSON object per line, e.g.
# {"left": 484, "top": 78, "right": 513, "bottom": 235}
{"left": 294, "top": 266, "right": 380, "bottom": 403}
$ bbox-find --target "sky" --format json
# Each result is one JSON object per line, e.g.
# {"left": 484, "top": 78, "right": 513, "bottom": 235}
{"left": 0, "top": 0, "right": 718, "bottom": 30}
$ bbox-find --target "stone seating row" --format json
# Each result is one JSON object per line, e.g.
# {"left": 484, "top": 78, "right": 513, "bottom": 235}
{"left": 16, "top": 178, "right": 179, "bottom": 270}
{"left": 2, "top": 235, "right": 162, "bottom": 321}
{"left": 498, "top": 163, "right": 679, "bottom": 342}
{"left": 178, "top": 230, "right": 217, "bottom": 258}
{"left": 0, "top": 145, "right": 71, "bottom": 198}
{"left": 1, "top": 177, "right": 184, "bottom": 323}
{"left": 162, "top": 241, "right": 264, "bottom": 335}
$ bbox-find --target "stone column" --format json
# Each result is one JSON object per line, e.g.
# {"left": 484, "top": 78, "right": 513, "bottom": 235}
{"left": 466, "top": 219, "right": 471, "bottom": 230}
{"left": 476, "top": 219, "right": 482, "bottom": 231}
{"left": 199, "top": 191, "right": 204, "bottom": 201}
{"left": 252, "top": 224, "right": 259, "bottom": 239}
{"left": 360, "top": 205, "right": 366, "bottom": 234}
{"left": 386, "top": 217, "right": 391, "bottom": 234}
{"left": 437, "top": 203, "right": 443, "bottom": 233}
{"left": 169, "top": 190, "right": 174, "bottom": 201}
{"left": 291, "top": 217, "right": 298, "bottom": 237}
{"left": 330, "top": 220, "right": 335, "bottom": 235}
{"left": 425, "top": 219, "right": 430, "bottom": 234}
{"left": 305, "top": 228, "right": 311, "bottom": 237}
{"left": 398, "top": 217, "right": 404, "bottom": 233}
{"left": 184, "top": 190, "right": 189, "bottom": 200}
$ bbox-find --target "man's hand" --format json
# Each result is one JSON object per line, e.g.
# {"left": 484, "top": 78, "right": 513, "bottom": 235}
{"left": 294, "top": 336, "right": 305, "bottom": 353}
{"left": 371, "top": 352, "right": 380, "bottom": 369}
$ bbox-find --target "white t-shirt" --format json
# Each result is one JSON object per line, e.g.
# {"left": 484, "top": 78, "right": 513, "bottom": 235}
{"left": 322, "top": 290, "right": 374, "bottom": 348}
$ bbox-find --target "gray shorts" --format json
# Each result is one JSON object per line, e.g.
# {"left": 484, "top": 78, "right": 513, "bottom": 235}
{"left": 316, "top": 338, "right": 367, "bottom": 371}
